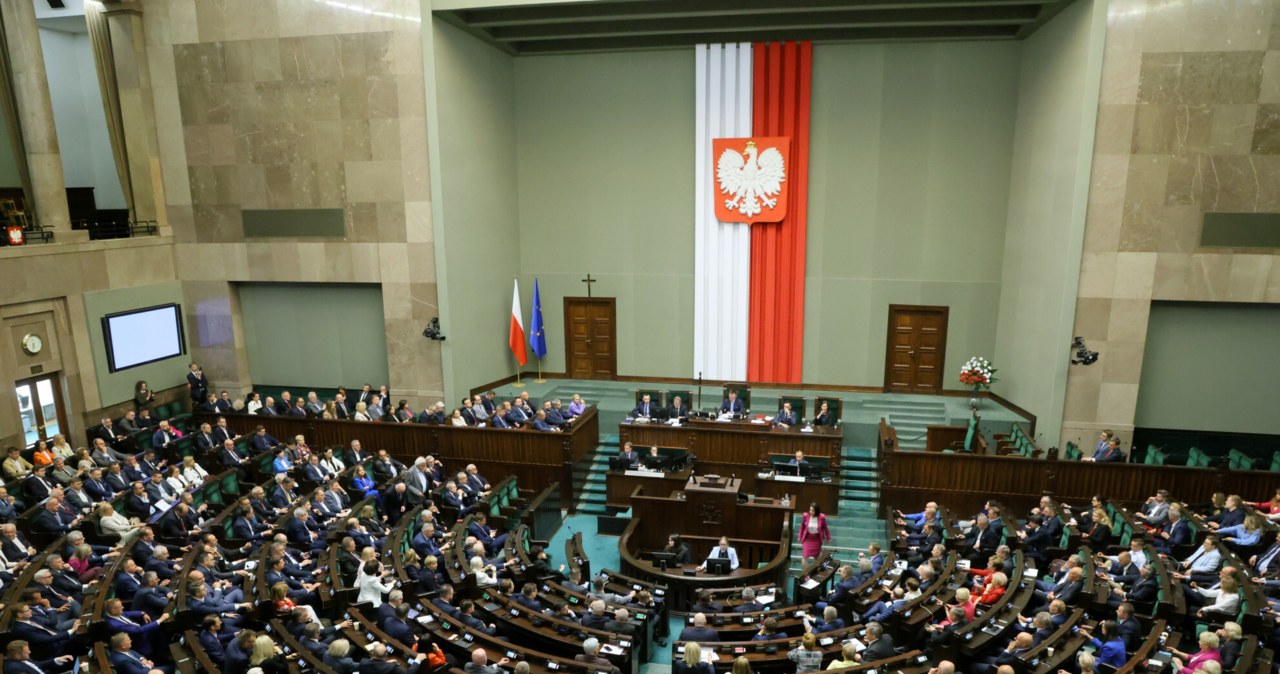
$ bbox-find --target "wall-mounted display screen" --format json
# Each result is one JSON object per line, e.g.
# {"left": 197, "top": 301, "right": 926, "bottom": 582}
{"left": 102, "top": 303, "right": 186, "bottom": 372}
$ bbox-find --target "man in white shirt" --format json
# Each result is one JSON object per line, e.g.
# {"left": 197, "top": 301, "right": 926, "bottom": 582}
{"left": 1174, "top": 536, "right": 1222, "bottom": 585}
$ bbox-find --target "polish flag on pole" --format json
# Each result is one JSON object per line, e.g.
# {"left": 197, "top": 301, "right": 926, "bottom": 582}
{"left": 509, "top": 279, "right": 528, "bottom": 367}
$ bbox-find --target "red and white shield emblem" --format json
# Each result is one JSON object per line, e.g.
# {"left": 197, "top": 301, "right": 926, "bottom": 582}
{"left": 713, "top": 136, "right": 790, "bottom": 224}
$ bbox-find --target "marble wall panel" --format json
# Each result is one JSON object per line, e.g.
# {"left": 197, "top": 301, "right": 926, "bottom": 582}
{"left": 1063, "top": 0, "right": 1280, "bottom": 443}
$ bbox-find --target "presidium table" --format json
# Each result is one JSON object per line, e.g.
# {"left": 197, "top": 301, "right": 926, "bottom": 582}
{"left": 618, "top": 475, "right": 794, "bottom": 608}
{"left": 613, "top": 418, "right": 844, "bottom": 514}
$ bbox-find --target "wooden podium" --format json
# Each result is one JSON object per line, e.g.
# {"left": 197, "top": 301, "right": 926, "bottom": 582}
{"left": 682, "top": 475, "right": 742, "bottom": 534}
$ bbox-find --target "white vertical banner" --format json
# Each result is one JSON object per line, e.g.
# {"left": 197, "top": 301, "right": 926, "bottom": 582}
{"left": 693, "top": 43, "right": 752, "bottom": 381}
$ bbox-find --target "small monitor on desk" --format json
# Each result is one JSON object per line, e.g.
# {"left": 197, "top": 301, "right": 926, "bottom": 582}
{"left": 799, "top": 463, "right": 824, "bottom": 479}
{"left": 773, "top": 462, "right": 798, "bottom": 476}
{"left": 651, "top": 551, "right": 677, "bottom": 570}
{"left": 610, "top": 457, "right": 637, "bottom": 472}
{"left": 705, "top": 557, "right": 732, "bottom": 575}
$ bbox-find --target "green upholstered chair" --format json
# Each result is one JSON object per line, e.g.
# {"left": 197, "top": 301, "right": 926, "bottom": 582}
{"left": 721, "top": 384, "right": 751, "bottom": 412}
{"left": 813, "top": 397, "right": 843, "bottom": 426}
{"left": 775, "top": 396, "right": 806, "bottom": 422}
{"left": 634, "top": 389, "right": 664, "bottom": 408}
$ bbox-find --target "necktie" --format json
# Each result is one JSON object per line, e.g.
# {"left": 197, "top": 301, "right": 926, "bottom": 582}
{"left": 119, "top": 615, "right": 137, "bottom": 626}
{"left": 1260, "top": 546, "right": 1279, "bottom": 572}
{"left": 23, "top": 620, "right": 55, "bottom": 635}
{"left": 26, "top": 660, "right": 48, "bottom": 674}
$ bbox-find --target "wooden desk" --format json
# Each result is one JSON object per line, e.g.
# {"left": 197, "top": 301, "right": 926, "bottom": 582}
{"left": 879, "top": 449, "right": 1280, "bottom": 514}
{"left": 605, "top": 467, "right": 839, "bottom": 514}
{"left": 618, "top": 496, "right": 793, "bottom": 609}
{"left": 606, "top": 467, "right": 692, "bottom": 508}
{"left": 196, "top": 408, "right": 598, "bottom": 510}
{"left": 618, "top": 419, "right": 841, "bottom": 475}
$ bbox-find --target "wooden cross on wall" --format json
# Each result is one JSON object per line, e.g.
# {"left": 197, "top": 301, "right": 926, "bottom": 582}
{"left": 581, "top": 274, "right": 597, "bottom": 298}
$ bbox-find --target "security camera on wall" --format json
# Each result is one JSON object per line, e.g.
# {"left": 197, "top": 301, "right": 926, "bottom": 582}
{"left": 422, "top": 317, "right": 446, "bottom": 341}
{"left": 1070, "top": 337, "right": 1098, "bottom": 365}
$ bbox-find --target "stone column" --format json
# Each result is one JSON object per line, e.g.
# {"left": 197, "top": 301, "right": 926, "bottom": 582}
{"left": 0, "top": 0, "right": 80, "bottom": 240}
{"left": 104, "top": 1, "right": 169, "bottom": 233}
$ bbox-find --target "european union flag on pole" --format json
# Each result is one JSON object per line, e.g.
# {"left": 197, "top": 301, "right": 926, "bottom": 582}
{"left": 530, "top": 277, "right": 547, "bottom": 359}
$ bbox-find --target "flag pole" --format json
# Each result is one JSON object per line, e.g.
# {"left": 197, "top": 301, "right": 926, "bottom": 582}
{"left": 535, "top": 358, "right": 545, "bottom": 383}
{"left": 513, "top": 365, "right": 525, "bottom": 388}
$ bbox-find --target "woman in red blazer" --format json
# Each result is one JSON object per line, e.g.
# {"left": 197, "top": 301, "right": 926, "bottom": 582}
{"left": 799, "top": 502, "right": 832, "bottom": 565}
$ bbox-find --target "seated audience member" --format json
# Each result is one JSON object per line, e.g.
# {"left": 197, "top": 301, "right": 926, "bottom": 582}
{"left": 678, "top": 612, "right": 719, "bottom": 643}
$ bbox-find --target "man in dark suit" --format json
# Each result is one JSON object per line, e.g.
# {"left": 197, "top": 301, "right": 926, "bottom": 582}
{"left": 927, "top": 607, "right": 968, "bottom": 653}
{"left": 468, "top": 512, "right": 507, "bottom": 553}
{"left": 774, "top": 401, "right": 799, "bottom": 427}
{"left": 733, "top": 587, "right": 764, "bottom": 612}
{"left": 197, "top": 615, "right": 231, "bottom": 667}
{"left": 124, "top": 483, "right": 154, "bottom": 519}
{"left": 360, "top": 642, "right": 428, "bottom": 674}
{"left": 1153, "top": 510, "right": 1191, "bottom": 555}
{"left": 456, "top": 600, "right": 498, "bottom": 636}
{"left": 720, "top": 391, "right": 745, "bottom": 415}
{"left": 964, "top": 515, "right": 999, "bottom": 563}
{"left": 1019, "top": 516, "right": 1054, "bottom": 564}
{"left": 856, "top": 622, "right": 895, "bottom": 662}
{"left": 211, "top": 419, "right": 238, "bottom": 446}
{"left": 1111, "top": 564, "right": 1158, "bottom": 607}
{"left": 382, "top": 604, "right": 419, "bottom": 647}
{"left": 4, "top": 640, "right": 75, "bottom": 674}
{"left": 333, "top": 393, "right": 352, "bottom": 419}
{"left": 132, "top": 572, "right": 172, "bottom": 615}
{"left": 666, "top": 395, "right": 689, "bottom": 421}
{"left": 193, "top": 423, "right": 218, "bottom": 453}
{"left": 150, "top": 420, "right": 177, "bottom": 451}
{"left": 630, "top": 394, "right": 658, "bottom": 419}
{"left": 1116, "top": 603, "right": 1142, "bottom": 651}
{"left": 23, "top": 467, "right": 53, "bottom": 504}
{"left": 677, "top": 613, "right": 719, "bottom": 642}
{"left": 604, "top": 607, "right": 639, "bottom": 637}
{"left": 104, "top": 464, "right": 131, "bottom": 494}
{"left": 11, "top": 603, "right": 81, "bottom": 657}
{"left": 1085, "top": 437, "right": 1125, "bottom": 462}
{"left": 33, "top": 499, "right": 78, "bottom": 537}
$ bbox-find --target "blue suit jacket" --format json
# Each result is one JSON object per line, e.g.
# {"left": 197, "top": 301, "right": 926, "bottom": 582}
{"left": 109, "top": 650, "right": 153, "bottom": 674}
{"left": 199, "top": 628, "right": 227, "bottom": 665}
{"left": 383, "top": 617, "right": 416, "bottom": 646}
{"left": 531, "top": 418, "right": 555, "bottom": 431}
{"left": 678, "top": 626, "right": 720, "bottom": 642}
{"left": 775, "top": 410, "right": 798, "bottom": 425}
{"left": 720, "top": 398, "right": 745, "bottom": 414}
{"left": 468, "top": 521, "right": 498, "bottom": 550}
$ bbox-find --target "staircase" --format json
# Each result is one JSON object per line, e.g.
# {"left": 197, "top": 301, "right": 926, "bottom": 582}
{"left": 788, "top": 445, "right": 887, "bottom": 575}
{"left": 861, "top": 399, "right": 948, "bottom": 450}
{"left": 572, "top": 436, "right": 618, "bottom": 515}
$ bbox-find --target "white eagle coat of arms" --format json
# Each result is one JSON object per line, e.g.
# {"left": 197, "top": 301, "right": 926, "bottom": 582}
{"left": 714, "top": 138, "right": 789, "bottom": 223}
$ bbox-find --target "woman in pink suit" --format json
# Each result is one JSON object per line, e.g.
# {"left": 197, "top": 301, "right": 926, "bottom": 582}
{"left": 799, "top": 502, "right": 831, "bottom": 565}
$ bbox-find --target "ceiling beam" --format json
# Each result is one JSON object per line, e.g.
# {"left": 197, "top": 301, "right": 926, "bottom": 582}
{"left": 456, "top": 0, "right": 1055, "bottom": 28}
{"left": 484, "top": 5, "right": 1041, "bottom": 42}
{"left": 507, "top": 23, "right": 1022, "bottom": 54}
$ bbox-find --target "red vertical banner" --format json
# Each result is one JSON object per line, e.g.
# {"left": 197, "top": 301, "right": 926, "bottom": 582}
{"left": 748, "top": 41, "right": 811, "bottom": 383}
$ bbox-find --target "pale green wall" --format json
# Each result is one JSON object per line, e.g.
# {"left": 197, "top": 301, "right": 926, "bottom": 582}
{"left": 427, "top": 19, "right": 521, "bottom": 402}
{"left": 1136, "top": 303, "right": 1280, "bottom": 435}
{"left": 82, "top": 282, "right": 190, "bottom": 406}
{"left": 237, "top": 283, "right": 389, "bottom": 388}
{"left": 993, "top": 0, "right": 1104, "bottom": 444}
{"left": 803, "top": 41, "right": 1021, "bottom": 387}
{"left": 513, "top": 50, "right": 695, "bottom": 377}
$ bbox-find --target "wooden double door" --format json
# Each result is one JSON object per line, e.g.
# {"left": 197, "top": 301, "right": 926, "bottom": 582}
{"left": 564, "top": 298, "right": 617, "bottom": 380}
{"left": 884, "top": 305, "right": 948, "bottom": 393}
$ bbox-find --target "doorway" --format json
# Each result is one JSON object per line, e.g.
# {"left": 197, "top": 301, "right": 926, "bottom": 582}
{"left": 563, "top": 297, "right": 617, "bottom": 380}
{"left": 883, "top": 305, "right": 949, "bottom": 394}
{"left": 15, "top": 375, "right": 67, "bottom": 448}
